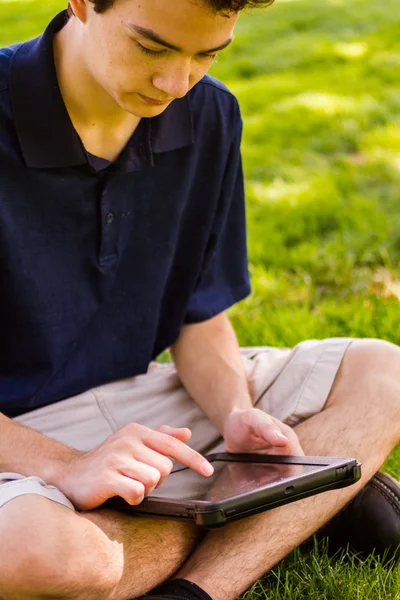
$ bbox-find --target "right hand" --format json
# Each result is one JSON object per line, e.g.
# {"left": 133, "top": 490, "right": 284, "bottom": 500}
{"left": 58, "top": 423, "right": 214, "bottom": 511}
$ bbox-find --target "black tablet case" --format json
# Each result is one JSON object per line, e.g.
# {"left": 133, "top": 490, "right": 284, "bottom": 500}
{"left": 104, "top": 453, "right": 361, "bottom": 528}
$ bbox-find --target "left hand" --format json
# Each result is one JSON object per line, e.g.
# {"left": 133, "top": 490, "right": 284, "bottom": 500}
{"left": 223, "top": 408, "right": 305, "bottom": 456}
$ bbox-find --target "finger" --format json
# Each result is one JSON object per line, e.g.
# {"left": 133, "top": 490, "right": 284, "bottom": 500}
{"left": 278, "top": 423, "right": 305, "bottom": 456}
{"left": 129, "top": 446, "right": 174, "bottom": 483}
{"left": 120, "top": 460, "right": 162, "bottom": 496}
{"left": 143, "top": 431, "right": 214, "bottom": 477}
{"left": 155, "top": 425, "right": 192, "bottom": 443}
{"left": 248, "top": 413, "right": 290, "bottom": 446}
{"left": 106, "top": 475, "right": 146, "bottom": 506}
{"left": 265, "top": 428, "right": 290, "bottom": 446}
{"left": 256, "top": 433, "right": 302, "bottom": 456}
{"left": 259, "top": 445, "right": 294, "bottom": 457}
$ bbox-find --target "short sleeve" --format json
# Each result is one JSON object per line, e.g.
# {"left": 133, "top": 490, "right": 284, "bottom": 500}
{"left": 184, "top": 114, "right": 251, "bottom": 324}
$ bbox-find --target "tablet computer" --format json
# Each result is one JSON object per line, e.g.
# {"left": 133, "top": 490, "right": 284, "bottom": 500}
{"left": 104, "top": 453, "right": 361, "bottom": 528}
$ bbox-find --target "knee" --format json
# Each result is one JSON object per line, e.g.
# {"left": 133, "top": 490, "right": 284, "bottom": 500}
{"left": 0, "top": 496, "right": 115, "bottom": 599}
{"left": 349, "top": 338, "right": 400, "bottom": 382}
{"left": 331, "top": 338, "right": 400, "bottom": 413}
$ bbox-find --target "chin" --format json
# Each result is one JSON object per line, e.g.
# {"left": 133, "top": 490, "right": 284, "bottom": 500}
{"left": 117, "top": 94, "right": 172, "bottom": 117}
{"left": 135, "top": 104, "right": 171, "bottom": 116}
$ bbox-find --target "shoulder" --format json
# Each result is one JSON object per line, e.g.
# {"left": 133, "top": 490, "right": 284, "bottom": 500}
{"left": 188, "top": 74, "right": 242, "bottom": 134}
{"left": 0, "top": 44, "right": 20, "bottom": 92}
{"left": 194, "top": 73, "right": 235, "bottom": 97}
{"left": 0, "top": 44, "right": 24, "bottom": 162}
{"left": 189, "top": 73, "right": 241, "bottom": 116}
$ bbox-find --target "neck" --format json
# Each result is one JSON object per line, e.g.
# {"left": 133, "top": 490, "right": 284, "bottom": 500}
{"left": 53, "top": 19, "right": 140, "bottom": 159}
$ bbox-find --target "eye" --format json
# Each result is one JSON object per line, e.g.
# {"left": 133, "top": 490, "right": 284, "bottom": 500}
{"left": 198, "top": 53, "right": 218, "bottom": 62}
{"left": 136, "top": 42, "right": 166, "bottom": 57}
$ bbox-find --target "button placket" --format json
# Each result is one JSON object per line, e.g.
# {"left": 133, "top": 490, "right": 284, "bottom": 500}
{"left": 99, "top": 183, "right": 118, "bottom": 267}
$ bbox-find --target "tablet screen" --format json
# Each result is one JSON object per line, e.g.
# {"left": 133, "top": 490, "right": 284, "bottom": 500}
{"left": 148, "top": 460, "right": 326, "bottom": 502}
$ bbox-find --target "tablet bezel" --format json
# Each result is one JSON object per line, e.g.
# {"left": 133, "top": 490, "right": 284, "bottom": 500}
{"left": 104, "top": 454, "right": 361, "bottom": 527}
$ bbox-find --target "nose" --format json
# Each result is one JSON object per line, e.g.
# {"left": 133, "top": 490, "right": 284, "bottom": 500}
{"left": 152, "top": 59, "right": 191, "bottom": 100}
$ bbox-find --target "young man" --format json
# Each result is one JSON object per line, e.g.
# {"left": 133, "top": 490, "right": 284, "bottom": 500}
{"left": 0, "top": 0, "right": 399, "bottom": 598}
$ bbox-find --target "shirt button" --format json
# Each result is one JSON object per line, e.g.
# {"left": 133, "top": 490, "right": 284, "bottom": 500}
{"left": 106, "top": 212, "right": 115, "bottom": 225}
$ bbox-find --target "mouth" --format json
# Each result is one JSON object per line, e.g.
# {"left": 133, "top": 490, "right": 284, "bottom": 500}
{"left": 138, "top": 94, "right": 171, "bottom": 107}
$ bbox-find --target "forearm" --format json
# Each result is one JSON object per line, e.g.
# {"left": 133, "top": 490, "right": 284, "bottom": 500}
{"left": 0, "top": 412, "right": 79, "bottom": 488}
{"left": 171, "top": 312, "right": 252, "bottom": 435}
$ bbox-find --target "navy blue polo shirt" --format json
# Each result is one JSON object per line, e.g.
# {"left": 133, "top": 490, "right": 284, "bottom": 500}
{"left": 0, "top": 11, "right": 250, "bottom": 418}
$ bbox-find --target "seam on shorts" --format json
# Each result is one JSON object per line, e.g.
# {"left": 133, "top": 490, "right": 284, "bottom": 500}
{"left": 91, "top": 390, "right": 119, "bottom": 433}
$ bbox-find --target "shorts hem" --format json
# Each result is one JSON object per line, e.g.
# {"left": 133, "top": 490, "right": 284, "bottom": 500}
{"left": 0, "top": 475, "right": 75, "bottom": 511}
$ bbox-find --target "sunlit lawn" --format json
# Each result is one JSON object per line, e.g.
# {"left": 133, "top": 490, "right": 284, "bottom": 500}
{"left": 1, "top": 0, "right": 399, "bottom": 596}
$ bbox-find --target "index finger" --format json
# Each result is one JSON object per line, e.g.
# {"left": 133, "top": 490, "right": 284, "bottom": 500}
{"left": 143, "top": 431, "right": 214, "bottom": 477}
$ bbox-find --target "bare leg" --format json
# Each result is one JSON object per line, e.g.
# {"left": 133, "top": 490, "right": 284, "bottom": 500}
{"left": 174, "top": 340, "right": 400, "bottom": 600}
{"left": 1, "top": 340, "right": 398, "bottom": 600}
{"left": 0, "top": 496, "right": 203, "bottom": 600}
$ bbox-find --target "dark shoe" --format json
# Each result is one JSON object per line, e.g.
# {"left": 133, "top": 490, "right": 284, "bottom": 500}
{"left": 136, "top": 597, "right": 180, "bottom": 600}
{"left": 136, "top": 578, "right": 213, "bottom": 600}
{"left": 308, "top": 471, "right": 400, "bottom": 562}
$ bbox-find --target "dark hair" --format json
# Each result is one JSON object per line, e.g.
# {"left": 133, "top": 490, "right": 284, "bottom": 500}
{"left": 67, "top": 0, "right": 274, "bottom": 17}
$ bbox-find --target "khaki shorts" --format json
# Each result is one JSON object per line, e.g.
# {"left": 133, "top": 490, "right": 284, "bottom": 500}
{"left": 0, "top": 338, "right": 353, "bottom": 512}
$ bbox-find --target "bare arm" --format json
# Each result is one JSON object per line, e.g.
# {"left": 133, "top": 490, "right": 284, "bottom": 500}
{"left": 171, "top": 312, "right": 304, "bottom": 455}
{"left": 0, "top": 412, "right": 79, "bottom": 486}
{"left": 0, "top": 415, "right": 214, "bottom": 510}
{"left": 170, "top": 312, "right": 253, "bottom": 436}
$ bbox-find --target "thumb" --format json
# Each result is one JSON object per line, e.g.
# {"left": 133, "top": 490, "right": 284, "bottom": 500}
{"left": 248, "top": 413, "right": 289, "bottom": 447}
{"left": 155, "top": 425, "right": 192, "bottom": 442}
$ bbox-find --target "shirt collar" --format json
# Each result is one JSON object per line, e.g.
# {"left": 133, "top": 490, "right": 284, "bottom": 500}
{"left": 10, "top": 11, "right": 194, "bottom": 169}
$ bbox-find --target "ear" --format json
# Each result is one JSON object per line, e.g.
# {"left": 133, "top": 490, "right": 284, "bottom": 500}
{"left": 68, "top": 0, "right": 91, "bottom": 22}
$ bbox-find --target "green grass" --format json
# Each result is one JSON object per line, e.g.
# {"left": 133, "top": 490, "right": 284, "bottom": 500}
{"left": 246, "top": 544, "right": 400, "bottom": 599}
{"left": 214, "top": 0, "right": 400, "bottom": 352}
{"left": 1, "top": 0, "right": 399, "bottom": 597}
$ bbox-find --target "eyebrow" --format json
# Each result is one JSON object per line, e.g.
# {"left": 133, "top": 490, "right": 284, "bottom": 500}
{"left": 127, "top": 24, "right": 233, "bottom": 54}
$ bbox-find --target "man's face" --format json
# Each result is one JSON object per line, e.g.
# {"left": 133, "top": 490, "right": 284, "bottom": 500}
{"left": 78, "top": 0, "right": 239, "bottom": 116}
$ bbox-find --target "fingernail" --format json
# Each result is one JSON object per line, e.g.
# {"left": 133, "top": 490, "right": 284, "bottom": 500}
{"left": 203, "top": 462, "right": 214, "bottom": 476}
{"left": 275, "top": 431, "right": 288, "bottom": 440}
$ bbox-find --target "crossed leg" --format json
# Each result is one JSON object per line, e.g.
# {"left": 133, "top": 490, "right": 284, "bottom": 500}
{"left": 0, "top": 339, "right": 399, "bottom": 600}
{"left": 175, "top": 339, "right": 400, "bottom": 600}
